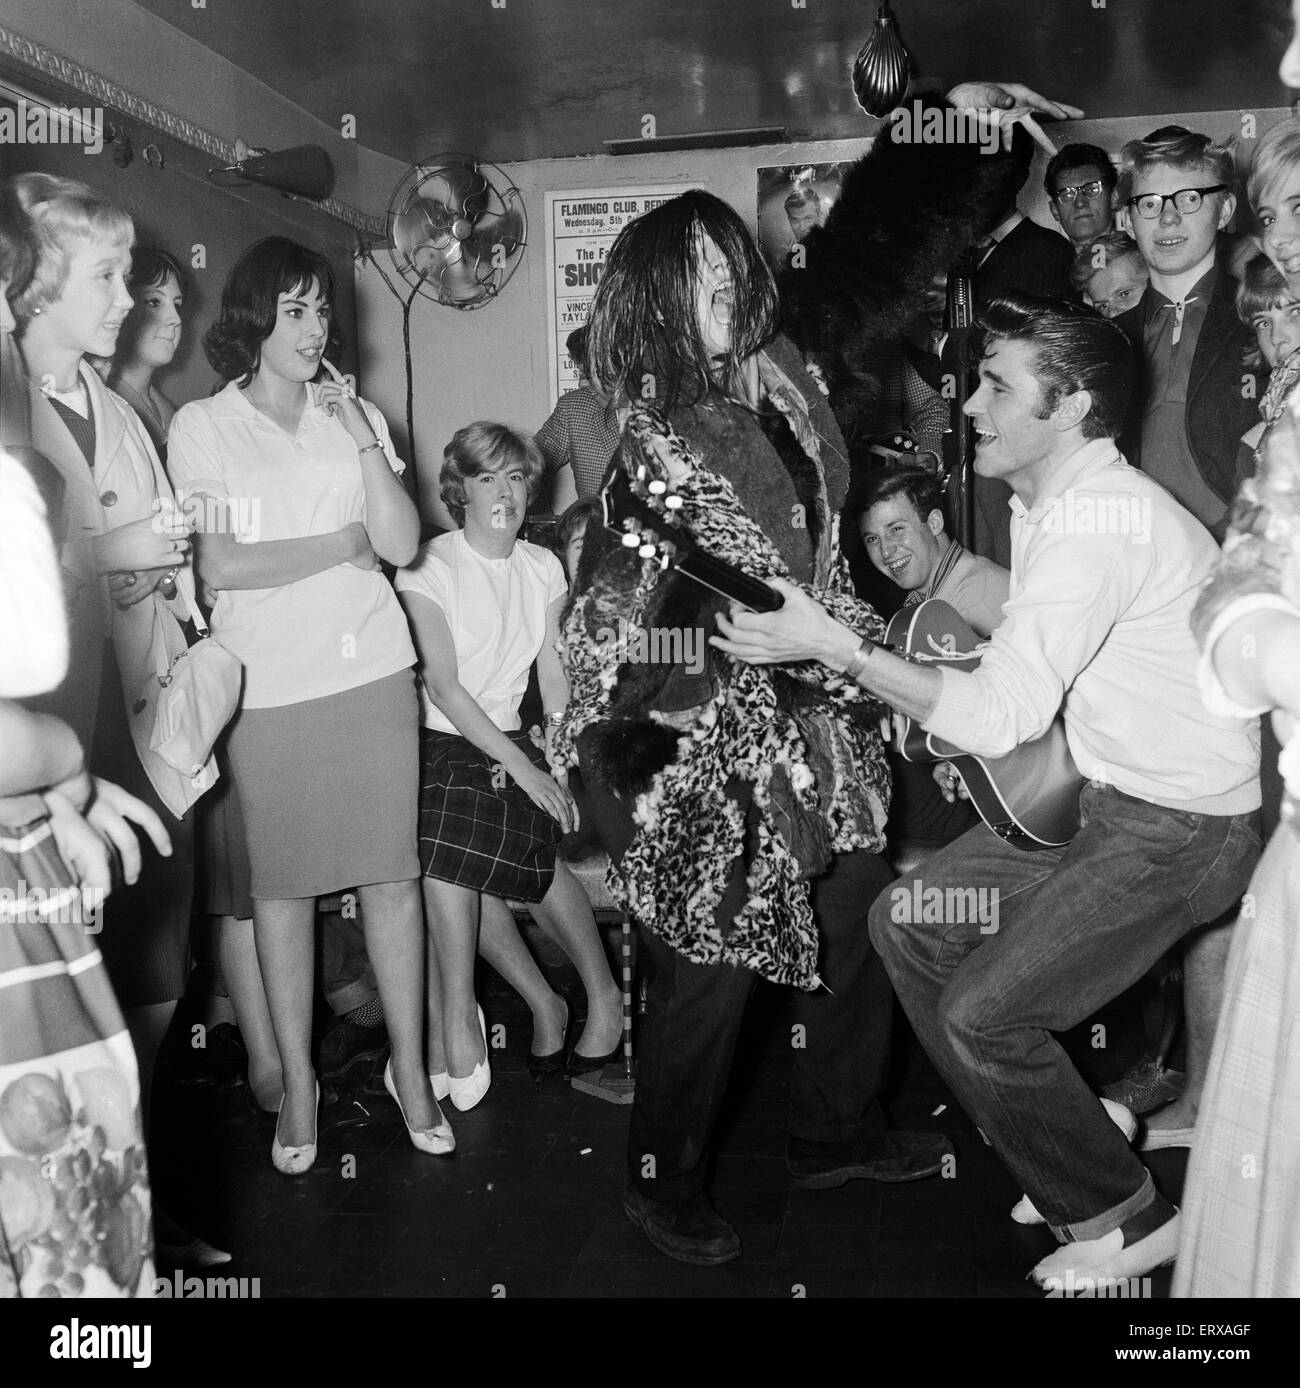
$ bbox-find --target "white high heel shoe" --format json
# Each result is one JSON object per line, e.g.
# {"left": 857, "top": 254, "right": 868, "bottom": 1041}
{"left": 1011, "top": 1099, "right": 1137, "bottom": 1225}
{"left": 448, "top": 1004, "right": 491, "bottom": 1112}
{"left": 272, "top": 1080, "right": 320, "bottom": 1176}
{"left": 384, "top": 1059, "right": 455, "bottom": 1155}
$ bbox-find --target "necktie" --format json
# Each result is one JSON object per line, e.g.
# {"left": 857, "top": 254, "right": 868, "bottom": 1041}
{"left": 1162, "top": 294, "right": 1200, "bottom": 347}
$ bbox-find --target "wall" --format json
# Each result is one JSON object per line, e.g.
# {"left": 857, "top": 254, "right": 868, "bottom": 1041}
{"left": 1, "top": 0, "right": 406, "bottom": 409}
{"left": 357, "top": 105, "right": 1288, "bottom": 528}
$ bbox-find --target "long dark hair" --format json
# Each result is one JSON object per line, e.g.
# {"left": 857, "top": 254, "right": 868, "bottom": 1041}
{"left": 203, "top": 235, "right": 340, "bottom": 385}
{"left": 584, "top": 190, "right": 778, "bottom": 412}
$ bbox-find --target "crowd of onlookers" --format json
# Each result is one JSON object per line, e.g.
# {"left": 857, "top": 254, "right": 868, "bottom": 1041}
{"left": 3, "top": 69, "right": 1300, "bottom": 1298}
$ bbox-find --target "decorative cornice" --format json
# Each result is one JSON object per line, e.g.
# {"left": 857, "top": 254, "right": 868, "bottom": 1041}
{"left": 0, "top": 22, "right": 386, "bottom": 239}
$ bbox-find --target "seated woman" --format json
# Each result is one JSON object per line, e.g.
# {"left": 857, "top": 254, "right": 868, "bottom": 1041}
{"left": 396, "top": 424, "right": 622, "bottom": 1107}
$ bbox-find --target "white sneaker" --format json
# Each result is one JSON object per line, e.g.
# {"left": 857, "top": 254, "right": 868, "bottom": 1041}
{"left": 1010, "top": 1099, "right": 1137, "bottom": 1225}
{"left": 1030, "top": 1210, "right": 1180, "bottom": 1289}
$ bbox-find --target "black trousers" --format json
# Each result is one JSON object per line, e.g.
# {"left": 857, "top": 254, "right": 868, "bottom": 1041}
{"left": 628, "top": 847, "right": 896, "bottom": 1202}
{"left": 576, "top": 741, "right": 896, "bottom": 1203}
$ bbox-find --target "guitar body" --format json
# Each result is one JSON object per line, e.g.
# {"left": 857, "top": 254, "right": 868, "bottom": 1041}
{"left": 884, "top": 600, "right": 1084, "bottom": 850}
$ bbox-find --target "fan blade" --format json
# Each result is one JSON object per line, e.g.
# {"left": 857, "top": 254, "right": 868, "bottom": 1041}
{"left": 428, "top": 252, "right": 492, "bottom": 305}
{"left": 463, "top": 206, "right": 526, "bottom": 258}
{"left": 393, "top": 197, "right": 456, "bottom": 260}
{"left": 417, "top": 164, "right": 489, "bottom": 221}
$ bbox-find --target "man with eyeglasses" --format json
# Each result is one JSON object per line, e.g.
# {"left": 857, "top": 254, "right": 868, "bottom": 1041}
{"left": 1113, "top": 126, "right": 1261, "bottom": 540}
{"left": 1045, "top": 143, "right": 1117, "bottom": 249}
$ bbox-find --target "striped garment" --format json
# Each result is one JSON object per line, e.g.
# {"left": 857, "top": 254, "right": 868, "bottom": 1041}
{"left": 1, "top": 813, "right": 155, "bottom": 1299}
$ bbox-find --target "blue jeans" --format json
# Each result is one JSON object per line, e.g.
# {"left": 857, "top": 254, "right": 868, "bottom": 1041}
{"left": 868, "top": 783, "right": 1260, "bottom": 1241}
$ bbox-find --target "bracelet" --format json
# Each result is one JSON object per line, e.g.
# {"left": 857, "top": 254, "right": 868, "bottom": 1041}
{"left": 543, "top": 712, "right": 564, "bottom": 727}
{"left": 358, "top": 440, "right": 384, "bottom": 456}
{"left": 841, "top": 639, "right": 875, "bottom": 684}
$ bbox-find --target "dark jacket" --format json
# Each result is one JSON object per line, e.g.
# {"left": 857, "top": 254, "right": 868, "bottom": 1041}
{"left": 1115, "top": 274, "right": 1262, "bottom": 510}
{"left": 975, "top": 217, "right": 1075, "bottom": 307}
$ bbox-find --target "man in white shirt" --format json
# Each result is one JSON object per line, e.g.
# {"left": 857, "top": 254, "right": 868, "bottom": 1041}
{"left": 858, "top": 465, "right": 1009, "bottom": 847}
{"left": 713, "top": 293, "right": 1261, "bottom": 1287}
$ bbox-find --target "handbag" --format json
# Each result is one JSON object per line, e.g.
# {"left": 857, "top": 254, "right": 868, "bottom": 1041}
{"left": 132, "top": 570, "right": 242, "bottom": 817}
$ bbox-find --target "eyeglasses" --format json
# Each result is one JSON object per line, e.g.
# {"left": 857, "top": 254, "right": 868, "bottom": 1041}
{"left": 1125, "top": 185, "right": 1228, "bottom": 219}
{"left": 1053, "top": 180, "right": 1107, "bottom": 204}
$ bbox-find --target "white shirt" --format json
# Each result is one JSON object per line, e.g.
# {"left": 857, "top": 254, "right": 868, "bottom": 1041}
{"left": 924, "top": 439, "right": 1260, "bottom": 816}
{"left": 0, "top": 451, "right": 68, "bottom": 698}
{"left": 167, "top": 382, "right": 415, "bottom": 709}
{"left": 395, "top": 529, "right": 567, "bottom": 733}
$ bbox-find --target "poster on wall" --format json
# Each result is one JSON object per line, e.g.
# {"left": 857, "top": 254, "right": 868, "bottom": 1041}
{"left": 755, "top": 162, "right": 854, "bottom": 272}
{"left": 544, "top": 185, "right": 692, "bottom": 408}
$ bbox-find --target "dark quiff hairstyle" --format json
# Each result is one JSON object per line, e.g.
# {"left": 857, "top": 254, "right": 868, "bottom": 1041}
{"left": 977, "top": 293, "right": 1135, "bottom": 441}
{"left": 583, "top": 189, "right": 778, "bottom": 412}
{"left": 1044, "top": 143, "right": 1117, "bottom": 201}
{"left": 203, "top": 235, "right": 340, "bottom": 385}
{"left": 857, "top": 465, "right": 946, "bottom": 529}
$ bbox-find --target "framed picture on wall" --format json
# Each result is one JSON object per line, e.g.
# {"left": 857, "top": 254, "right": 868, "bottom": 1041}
{"left": 543, "top": 185, "right": 692, "bottom": 409}
{"left": 756, "top": 162, "right": 853, "bottom": 272}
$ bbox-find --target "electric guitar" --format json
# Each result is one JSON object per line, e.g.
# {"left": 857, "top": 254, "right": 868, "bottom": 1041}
{"left": 884, "top": 599, "right": 1084, "bottom": 849}
{"left": 596, "top": 465, "right": 784, "bottom": 612}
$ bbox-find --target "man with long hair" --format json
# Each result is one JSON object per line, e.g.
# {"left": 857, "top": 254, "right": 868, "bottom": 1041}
{"left": 555, "top": 190, "right": 951, "bottom": 1266}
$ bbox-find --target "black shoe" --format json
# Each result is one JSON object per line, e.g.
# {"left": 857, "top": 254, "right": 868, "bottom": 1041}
{"left": 529, "top": 998, "right": 571, "bottom": 1081}
{"left": 622, "top": 1186, "right": 741, "bottom": 1266}
{"left": 182, "top": 1022, "right": 247, "bottom": 1088}
{"left": 564, "top": 1040, "right": 623, "bottom": 1079}
{"left": 317, "top": 1017, "right": 388, "bottom": 1081}
{"left": 786, "top": 1130, "right": 954, "bottom": 1189}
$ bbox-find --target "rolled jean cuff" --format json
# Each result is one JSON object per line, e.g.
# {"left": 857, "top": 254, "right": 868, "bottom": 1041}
{"left": 324, "top": 977, "right": 377, "bottom": 1018}
{"left": 1049, "top": 1170, "right": 1154, "bottom": 1244}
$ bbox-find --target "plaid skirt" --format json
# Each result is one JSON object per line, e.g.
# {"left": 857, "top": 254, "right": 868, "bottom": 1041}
{"left": 419, "top": 729, "right": 560, "bottom": 903}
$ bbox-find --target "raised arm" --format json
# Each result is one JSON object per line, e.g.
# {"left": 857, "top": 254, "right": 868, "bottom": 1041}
{"left": 315, "top": 378, "right": 419, "bottom": 566}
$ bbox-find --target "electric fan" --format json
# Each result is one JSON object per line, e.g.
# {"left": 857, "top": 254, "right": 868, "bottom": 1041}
{"left": 386, "top": 154, "right": 527, "bottom": 310}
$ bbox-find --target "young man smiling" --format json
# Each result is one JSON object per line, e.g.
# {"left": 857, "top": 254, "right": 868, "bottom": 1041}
{"left": 713, "top": 294, "right": 1261, "bottom": 1288}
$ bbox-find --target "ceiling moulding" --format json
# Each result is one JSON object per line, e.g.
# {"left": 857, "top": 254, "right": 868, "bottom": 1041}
{"left": 604, "top": 127, "right": 788, "bottom": 155}
{"left": 0, "top": 22, "right": 384, "bottom": 239}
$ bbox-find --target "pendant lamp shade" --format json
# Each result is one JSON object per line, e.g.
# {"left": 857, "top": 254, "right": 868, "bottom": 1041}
{"left": 852, "top": 6, "right": 912, "bottom": 118}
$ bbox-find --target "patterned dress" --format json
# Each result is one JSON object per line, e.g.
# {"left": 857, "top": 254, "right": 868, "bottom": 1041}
{"left": 0, "top": 453, "right": 155, "bottom": 1299}
{"left": 1174, "top": 391, "right": 1300, "bottom": 1298}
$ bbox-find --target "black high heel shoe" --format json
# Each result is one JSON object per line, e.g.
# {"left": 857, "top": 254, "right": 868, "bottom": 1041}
{"left": 564, "top": 1037, "right": 624, "bottom": 1079}
{"left": 528, "top": 997, "right": 571, "bottom": 1081}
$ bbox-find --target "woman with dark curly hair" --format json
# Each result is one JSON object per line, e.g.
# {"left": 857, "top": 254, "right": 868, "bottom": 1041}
{"left": 168, "top": 236, "right": 452, "bottom": 1171}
